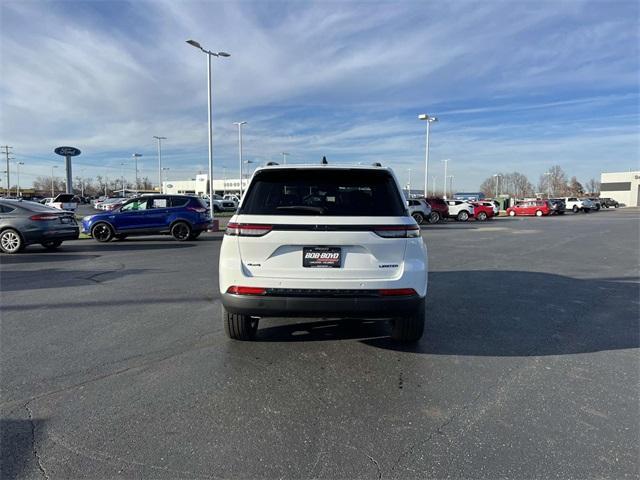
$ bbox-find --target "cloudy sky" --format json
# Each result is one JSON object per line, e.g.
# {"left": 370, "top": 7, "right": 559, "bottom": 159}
{"left": 1, "top": 0, "right": 638, "bottom": 192}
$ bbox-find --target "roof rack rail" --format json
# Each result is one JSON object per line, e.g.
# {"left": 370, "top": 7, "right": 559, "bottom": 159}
{"left": 372, "top": 162, "right": 382, "bottom": 167}
{"left": 266, "top": 161, "right": 279, "bottom": 166}
{"left": 321, "top": 156, "right": 328, "bottom": 165}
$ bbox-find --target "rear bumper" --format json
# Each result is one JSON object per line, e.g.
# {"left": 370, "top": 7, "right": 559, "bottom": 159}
{"left": 23, "top": 227, "right": 79, "bottom": 244}
{"left": 221, "top": 292, "right": 424, "bottom": 318}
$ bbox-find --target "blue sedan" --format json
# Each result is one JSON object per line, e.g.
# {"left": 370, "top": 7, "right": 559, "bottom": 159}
{"left": 82, "top": 195, "right": 212, "bottom": 242}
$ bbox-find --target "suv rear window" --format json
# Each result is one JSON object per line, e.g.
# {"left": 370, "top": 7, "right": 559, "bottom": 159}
{"left": 240, "top": 169, "right": 406, "bottom": 216}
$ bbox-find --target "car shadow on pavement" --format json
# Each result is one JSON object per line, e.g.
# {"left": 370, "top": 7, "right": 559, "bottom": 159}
{"left": 0, "top": 418, "right": 45, "bottom": 480}
{"left": 0, "top": 268, "right": 150, "bottom": 292}
{"left": 257, "top": 271, "right": 640, "bottom": 357}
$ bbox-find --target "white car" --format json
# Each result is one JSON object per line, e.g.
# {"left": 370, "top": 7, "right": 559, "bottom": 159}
{"left": 407, "top": 199, "right": 432, "bottom": 224}
{"left": 44, "top": 194, "right": 78, "bottom": 212}
{"left": 563, "top": 197, "right": 592, "bottom": 213}
{"left": 223, "top": 194, "right": 240, "bottom": 206}
{"left": 445, "top": 200, "right": 475, "bottom": 221}
{"left": 219, "top": 164, "right": 428, "bottom": 342}
{"left": 203, "top": 194, "right": 237, "bottom": 212}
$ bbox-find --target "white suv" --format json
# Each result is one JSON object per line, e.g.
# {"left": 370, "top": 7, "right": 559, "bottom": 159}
{"left": 219, "top": 164, "right": 428, "bottom": 342}
{"left": 445, "top": 200, "right": 475, "bottom": 221}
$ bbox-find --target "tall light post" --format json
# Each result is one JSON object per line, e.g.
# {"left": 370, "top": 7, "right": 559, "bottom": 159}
{"left": 120, "top": 162, "right": 127, "bottom": 196}
{"left": 16, "top": 161, "right": 24, "bottom": 197}
{"left": 51, "top": 165, "right": 58, "bottom": 197}
{"left": 153, "top": 136, "right": 167, "bottom": 193}
{"left": 186, "top": 39, "right": 230, "bottom": 213}
{"left": 407, "top": 168, "right": 412, "bottom": 197}
{"left": 493, "top": 173, "right": 502, "bottom": 197}
{"left": 79, "top": 168, "right": 86, "bottom": 198}
{"left": 448, "top": 175, "right": 454, "bottom": 197}
{"left": 233, "top": 121, "right": 247, "bottom": 198}
{"left": 544, "top": 171, "right": 552, "bottom": 198}
{"left": 432, "top": 176, "right": 436, "bottom": 196}
{"left": 282, "top": 152, "right": 289, "bottom": 164}
{"left": 418, "top": 113, "right": 438, "bottom": 197}
{"left": 132, "top": 153, "right": 142, "bottom": 192}
{"left": 442, "top": 159, "right": 450, "bottom": 199}
{"left": 161, "top": 167, "right": 170, "bottom": 193}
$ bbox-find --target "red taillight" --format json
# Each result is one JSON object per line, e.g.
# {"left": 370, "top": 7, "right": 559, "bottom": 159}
{"left": 187, "top": 207, "right": 208, "bottom": 213}
{"left": 373, "top": 225, "right": 420, "bottom": 238}
{"left": 225, "top": 223, "right": 272, "bottom": 237}
{"left": 378, "top": 288, "right": 417, "bottom": 296}
{"left": 29, "top": 214, "right": 60, "bottom": 221}
{"left": 226, "top": 286, "right": 267, "bottom": 295}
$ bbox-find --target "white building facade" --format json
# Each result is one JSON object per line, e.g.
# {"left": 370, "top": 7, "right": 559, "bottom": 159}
{"left": 600, "top": 171, "right": 640, "bottom": 207}
{"left": 162, "top": 174, "right": 250, "bottom": 196}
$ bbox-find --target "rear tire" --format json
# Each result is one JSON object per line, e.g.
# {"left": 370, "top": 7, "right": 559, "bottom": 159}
{"left": 457, "top": 211, "right": 469, "bottom": 222}
{"left": 535, "top": 210, "right": 543, "bottom": 217}
{"left": 411, "top": 212, "right": 424, "bottom": 224}
{"left": 476, "top": 211, "right": 487, "bottom": 221}
{"left": 91, "top": 222, "right": 114, "bottom": 242}
{"left": 223, "top": 306, "right": 259, "bottom": 340}
{"left": 0, "top": 229, "right": 24, "bottom": 254}
{"left": 41, "top": 240, "right": 62, "bottom": 250}
{"left": 391, "top": 299, "right": 425, "bottom": 343}
{"left": 428, "top": 211, "right": 441, "bottom": 224}
{"left": 509, "top": 210, "right": 516, "bottom": 216}
{"left": 572, "top": 205, "right": 578, "bottom": 213}
{"left": 171, "top": 221, "right": 192, "bottom": 241}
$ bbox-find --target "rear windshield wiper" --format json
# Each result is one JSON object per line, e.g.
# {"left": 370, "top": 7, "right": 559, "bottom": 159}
{"left": 275, "top": 205, "right": 325, "bottom": 214}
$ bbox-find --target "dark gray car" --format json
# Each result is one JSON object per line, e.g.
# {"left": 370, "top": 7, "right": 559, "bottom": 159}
{"left": 0, "top": 199, "right": 79, "bottom": 253}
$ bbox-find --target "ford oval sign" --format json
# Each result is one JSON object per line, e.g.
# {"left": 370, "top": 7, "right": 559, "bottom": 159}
{"left": 54, "top": 146, "right": 81, "bottom": 157}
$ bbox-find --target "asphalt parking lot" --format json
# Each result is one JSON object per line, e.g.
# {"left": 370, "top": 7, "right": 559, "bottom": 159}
{"left": 1, "top": 209, "right": 638, "bottom": 479}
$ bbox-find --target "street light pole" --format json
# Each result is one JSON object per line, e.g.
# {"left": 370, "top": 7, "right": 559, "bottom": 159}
{"left": 121, "top": 162, "right": 126, "bottom": 196}
{"left": 51, "top": 165, "right": 58, "bottom": 197}
{"left": 418, "top": 114, "right": 438, "bottom": 197}
{"left": 16, "top": 162, "right": 24, "bottom": 197}
{"left": 186, "top": 40, "right": 230, "bottom": 218}
{"left": 432, "top": 176, "right": 436, "bottom": 196}
{"left": 448, "top": 175, "right": 454, "bottom": 197}
{"left": 233, "top": 121, "right": 247, "bottom": 198}
{"left": 442, "top": 159, "right": 449, "bottom": 199}
{"left": 161, "top": 167, "right": 170, "bottom": 193}
{"left": 544, "top": 172, "right": 552, "bottom": 198}
{"left": 408, "top": 168, "right": 412, "bottom": 196}
{"left": 282, "top": 152, "right": 289, "bottom": 164}
{"left": 132, "top": 153, "right": 142, "bottom": 192}
{"left": 153, "top": 136, "right": 167, "bottom": 193}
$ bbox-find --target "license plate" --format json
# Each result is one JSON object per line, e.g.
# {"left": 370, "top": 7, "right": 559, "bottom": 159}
{"left": 303, "top": 247, "right": 341, "bottom": 268}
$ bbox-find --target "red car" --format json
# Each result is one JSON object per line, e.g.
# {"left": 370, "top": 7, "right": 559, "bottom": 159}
{"left": 425, "top": 197, "right": 449, "bottom": 223}
{"left": 470, "top": 202, "right": 495, "bottom": 221}
{"left": 506, "top": 200, "right": 552, "bottom": 217}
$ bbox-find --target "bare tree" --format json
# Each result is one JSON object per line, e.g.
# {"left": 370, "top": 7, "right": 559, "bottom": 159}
{"left": 585, "top": 178, "right": 600, "bottom": 195}
{"left": 478, "top": 171, "right": 533, "bottom": 198}
{"left": 567, "top": 176, "right": 584, "bottom": 196}
{"left": 32, "top": 176, "right": 65, "bottom": 195}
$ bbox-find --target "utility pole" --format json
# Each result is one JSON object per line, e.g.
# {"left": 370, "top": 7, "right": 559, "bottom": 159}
{"left": 16, "top": 162, "right": 24, "bottom": 197}
{"left": 153, "top": 136, "right": 167, "bottom": 193}
{"left": 442, "top": 159, "right": 449, "bottom": 199}
{"left": 2, "top": 146, "right": 13, "bottom": 194}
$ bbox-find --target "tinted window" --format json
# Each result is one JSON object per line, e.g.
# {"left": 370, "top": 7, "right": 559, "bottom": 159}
{"left": 0, "top": 204, "right": 15, "bottom": 213}
{"left": 170, "top": 196, "right": 190, "bottom": 207}
{"left": 241, "top": 169, "right": 406, "bottom": 216}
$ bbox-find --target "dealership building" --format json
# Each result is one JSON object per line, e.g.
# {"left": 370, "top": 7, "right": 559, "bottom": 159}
{"left": 600, "top": 171, "right": 640, "bottom": 207}
{"left": 162, "top": 174, "right": 249, "bottom": 196}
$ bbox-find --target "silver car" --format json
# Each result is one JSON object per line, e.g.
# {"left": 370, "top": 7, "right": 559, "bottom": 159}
{"left": 0, "top": 199, "right": 79, "bottom": 253}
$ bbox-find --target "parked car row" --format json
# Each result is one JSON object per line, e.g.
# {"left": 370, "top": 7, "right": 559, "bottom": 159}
{"left": 506, "top": 196, "right": 618, "bottom": 216}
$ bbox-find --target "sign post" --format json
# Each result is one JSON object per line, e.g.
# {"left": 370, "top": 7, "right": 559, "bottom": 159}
{"left": 54, "top": 146, "right": 81, "bottom": 194}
